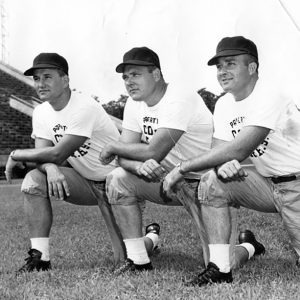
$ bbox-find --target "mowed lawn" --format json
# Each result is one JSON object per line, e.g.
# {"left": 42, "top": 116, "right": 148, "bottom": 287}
{"left": 0, "top": 182, "right": 299, "bottom": 300}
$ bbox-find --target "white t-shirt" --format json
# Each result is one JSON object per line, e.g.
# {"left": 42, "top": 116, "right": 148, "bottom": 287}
{"left": 213, "top": 81, "right": 300, "bottom": 176}
{"left": 32, "top": 91, "right": 120, "bottom": 181}
{"left": 122, "top": 84, "right": 213, "bottom": 178}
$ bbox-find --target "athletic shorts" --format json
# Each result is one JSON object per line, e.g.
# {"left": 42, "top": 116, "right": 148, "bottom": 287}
{"left": 21, "top": 167, "right": 107, "bottom": 206}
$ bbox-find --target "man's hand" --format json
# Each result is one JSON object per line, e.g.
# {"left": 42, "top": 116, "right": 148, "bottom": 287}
{"left": 216, "top": 159, "right": 248, "bottom": 181}
{"left": 136, "top": 159, "right": 166, "bottom": 182}
{"left": 99, "top": 144, "right": 116, "bottom": 165}
{"left": 163, "top": 165, "right": 184, "bottom": 197}
{"left": 5, "top": 155, "right": 25, "bottom": 183}
{"left": 44, "top": 164, "right": 70, "bottom": 200}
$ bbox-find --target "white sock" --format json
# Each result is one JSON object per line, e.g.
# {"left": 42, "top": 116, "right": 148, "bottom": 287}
{"left": 124, "top": 238, "right": 150, "bottom": 265}
{"left": 238, "top": 242, "right": 255, "bottom": 259}
{"left": 209, "top": 244, "right": 230, "bottom": 273}
{"left": 144, "top": 232, "right": 159, "bottom": 250}
{"left": 30, "top": 237, "right": 50, "bottom": 261}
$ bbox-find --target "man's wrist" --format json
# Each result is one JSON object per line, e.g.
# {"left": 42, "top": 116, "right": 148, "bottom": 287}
{"left": 9, "top": 150, "right": 16, "bottom": 161}
{"left": 176, "top": 161, "right": 187, "bottom": 175}
{"left": 135, "top": 163, "right": 143, "bottom": 176}
{"left": 109, "top": 141, "right": 120, "bottom": 155}
{"left": 44, "top": 163, "right": 56, "bottom": 172}
{"left": 214, "top": 165, "right": 220, "bottom": 175}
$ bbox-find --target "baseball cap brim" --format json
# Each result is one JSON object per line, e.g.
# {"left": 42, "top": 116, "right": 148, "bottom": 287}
{"left": 116, "top": 60, "right": 156, "bottom": 73}
{"left": 24, "top": 64, "right": 65, "bottom": 76}
{"left": 207, "top": 49, "right": 249, "bottom": 66}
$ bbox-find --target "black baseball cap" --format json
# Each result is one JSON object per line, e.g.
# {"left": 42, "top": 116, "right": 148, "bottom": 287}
{"left": 24, "top": 53, "right": 69, "bottom": 76}
{"left": 207, "top": 36, "right": 258, "bottom": 66}
{"left": 116, "top": 47, "right": 161, "bottom": 73}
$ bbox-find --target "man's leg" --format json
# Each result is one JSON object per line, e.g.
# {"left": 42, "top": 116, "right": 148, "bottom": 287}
{"left": 186, "top": 169, "right": 277, "bottom": 286}
{"left": 174, "top": 180, "right": 263, "bottom": 268}
{"left": 106, "top": 167, "right": 180, "bottom": 274}
{"left": 18, "top": 168, "right": 54, "bottom": 274}
{"left": 19, "top": 167, "right": 125, "bottom": 273}
{"left": 276, "top": 179, "right": 300, "bottom": 265}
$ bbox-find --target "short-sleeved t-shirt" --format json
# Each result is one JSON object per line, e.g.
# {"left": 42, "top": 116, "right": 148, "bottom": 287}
{"left": 122, "top": 84, "right": 214, "bottom": 178}
{"left": 32, "top": 91, "right": 120, "bottom": 181}
{"left": 213, "top": 81, "right": 300, "bottom": 176}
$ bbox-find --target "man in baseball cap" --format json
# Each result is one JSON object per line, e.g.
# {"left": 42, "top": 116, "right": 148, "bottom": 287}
{"left": 6, "top": 52, "right": 126, "bottom": 274}
{"left": 163, "top": 35, "right": 300, "bottom": 286}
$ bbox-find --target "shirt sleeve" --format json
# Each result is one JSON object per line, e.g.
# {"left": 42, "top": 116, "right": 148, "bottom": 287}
{"left": 213, "top": 96, "right": 234, "bottom": 141}
{"left": 158, "top": 99, "right": 192, "bottom": 132}
{"left": 64, "top": 106, "right": 98, "bottom": 138}
{"left": 122, "top": 98, "right": 142, "bottom": 133}
{"left": 31, "top": 105, "right": 53, "bottom": 140}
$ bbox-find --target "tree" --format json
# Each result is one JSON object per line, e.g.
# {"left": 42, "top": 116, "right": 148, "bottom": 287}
{"left": 197, "top": 88, "right": 226, "bottom": 114}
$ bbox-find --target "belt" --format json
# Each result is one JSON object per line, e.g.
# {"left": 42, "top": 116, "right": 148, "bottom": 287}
{"left": 271, "top": 175, "right": 297, "bottom": 184}
{"left": 184, "top": 178, "right": 200, "bottom": 183}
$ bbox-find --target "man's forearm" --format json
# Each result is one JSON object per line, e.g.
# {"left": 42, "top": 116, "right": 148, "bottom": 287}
{"left": 10, "top": 147, "right": 64, "bottom": 165}
{"left": 180, "top": 143, "right": 252, "bottom": 174}
{"left": 109, "top": 141, "right": 158, "bottom": 162}
{"left": 118, "top": 157, "right": 142, "bottom": 175}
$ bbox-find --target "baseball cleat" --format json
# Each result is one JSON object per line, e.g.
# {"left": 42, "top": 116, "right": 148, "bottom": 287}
{"left": 184, "top": 262, "right": 233, "bottom": 286}
{"left": 16, "top": 249, "right": 51, "bottom": 275}
{"left": 145, "top": 223, "right": 160, "bottom": 235}
{"left": 113, "top": 258, "right": 153, "bottom": 276}
{"left": 238, "top": 230, "right": 266, "bottom": 256}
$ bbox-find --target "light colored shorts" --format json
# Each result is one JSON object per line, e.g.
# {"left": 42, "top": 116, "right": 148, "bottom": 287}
{"left": 106, "top": 167, "right": 200, "bottom": 207}
{"left": 198, "top": 167, "right": 300, "bottom": 257}
{"left": 21, "top": 167, "right": 107, "bottom": 206}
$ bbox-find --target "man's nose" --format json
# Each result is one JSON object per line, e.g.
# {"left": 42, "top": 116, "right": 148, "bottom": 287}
{"left": 218, "top": 65, "right": 227, "bottom": 75}
{"left": 125, "top": 77, "right": 134, "bottom": 86}
{"left": 36, "top": 78, "right": 46, "bottom": 87}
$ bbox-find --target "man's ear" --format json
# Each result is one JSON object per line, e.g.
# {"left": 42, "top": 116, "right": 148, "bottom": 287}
{"left": 248, "top": 62, "right": 257, "bottom": 75}
{"left": 152, "top": 68, "right": 161, "bottom": 81}
{"left": 63, "top": 75, "right": 70, "bottom": 87}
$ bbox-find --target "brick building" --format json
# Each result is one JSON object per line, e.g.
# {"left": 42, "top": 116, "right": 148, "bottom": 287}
{"left": 0, "top": 63, "right": 40, "bottom": 178}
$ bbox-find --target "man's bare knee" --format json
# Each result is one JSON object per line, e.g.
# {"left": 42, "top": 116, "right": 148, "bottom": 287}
{"left": 21, "top": 169, "right": 48, "bottom": 197}
{"left": 106, "top": 167, "right": 139, "bottom": 206}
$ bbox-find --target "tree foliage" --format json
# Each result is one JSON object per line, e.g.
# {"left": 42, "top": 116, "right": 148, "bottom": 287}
{"left": 197, "top": 88, "right": 226, "bottom": 114}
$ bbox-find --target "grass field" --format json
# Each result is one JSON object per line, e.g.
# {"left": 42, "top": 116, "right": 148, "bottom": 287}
{"left": 0, "top": 182, "right": 299, "bottom": 300}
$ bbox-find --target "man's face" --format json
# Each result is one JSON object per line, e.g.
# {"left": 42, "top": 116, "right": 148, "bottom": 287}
{"left": 122, "top": 65, "right": 157, "bottom": 102}
{"left": 33, "top": 68, "right": 67, "bottom": 101}
{"left": 216, "top": 55, "right": 251, "bottom": 96}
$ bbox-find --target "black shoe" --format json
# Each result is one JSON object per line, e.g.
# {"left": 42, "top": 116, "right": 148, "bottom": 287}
{"left": 145, "top": 223, "right": 160, "bottom": 235}
{"left": 238, "top": 230, "right": 266, "bottom": 256}
{"left": 16, "top": 249, "right": 51, "bottom": 275}
{"left": 184, "top": 262, "right": 233, "bottom": 286}
{"left": 113, "top": 258, "right": 153, "bottom": 276}
{"left": 145, "top": 223, "right": 160, "bottom": 252}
